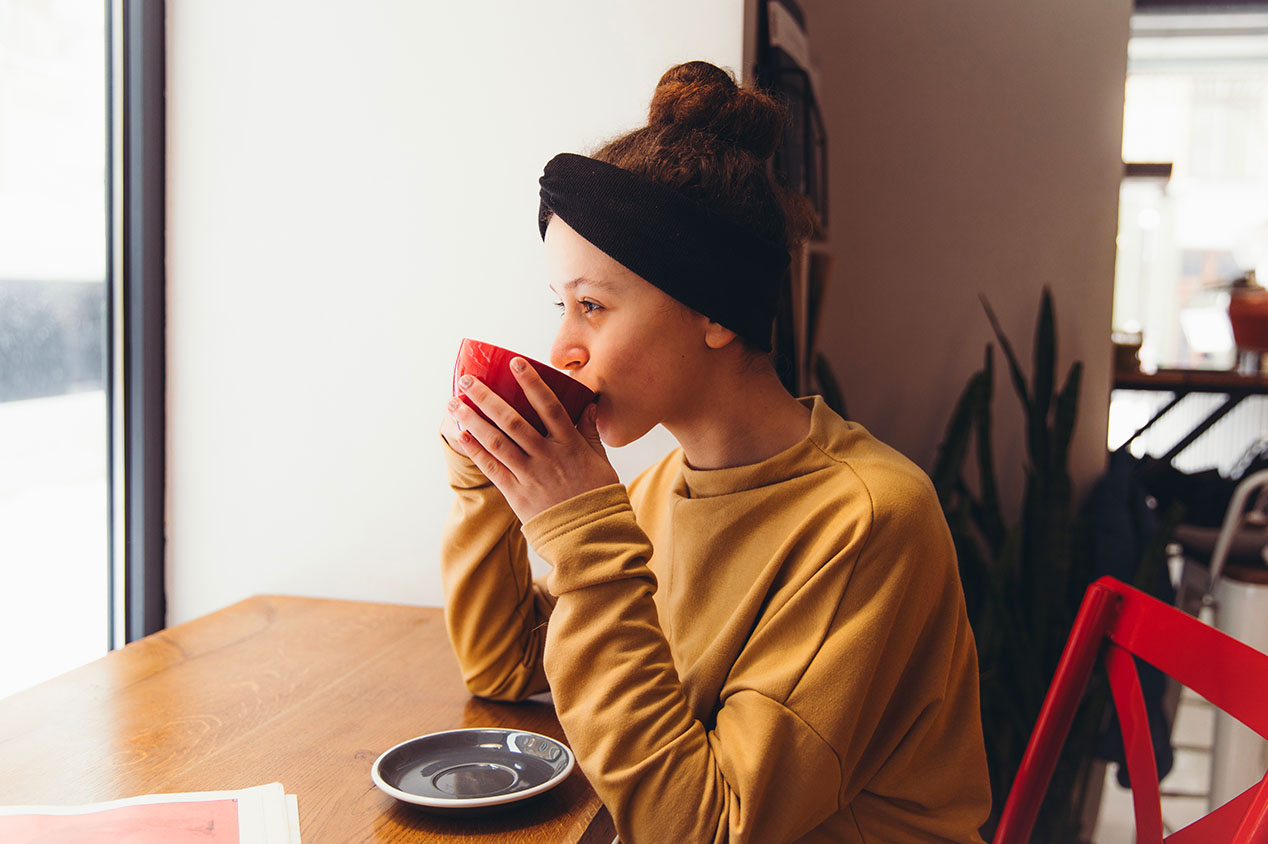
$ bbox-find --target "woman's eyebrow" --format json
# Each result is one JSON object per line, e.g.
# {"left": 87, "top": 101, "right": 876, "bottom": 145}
{"left": 554, "top": 277, "right": 616, "bottom": 293}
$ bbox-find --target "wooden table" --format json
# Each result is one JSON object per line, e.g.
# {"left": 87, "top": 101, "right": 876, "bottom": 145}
{"left": 0, "top": 595, "right": 615, "bottom": 843}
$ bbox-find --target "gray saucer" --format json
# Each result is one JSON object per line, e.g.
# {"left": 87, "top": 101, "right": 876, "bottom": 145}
{"left": 371, "top": 728, "right": 575, "bottom": 812}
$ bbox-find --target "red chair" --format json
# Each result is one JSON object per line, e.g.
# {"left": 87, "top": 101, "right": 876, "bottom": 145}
{"left": 994, "top": 576, "right": 1268, "bottom": 844}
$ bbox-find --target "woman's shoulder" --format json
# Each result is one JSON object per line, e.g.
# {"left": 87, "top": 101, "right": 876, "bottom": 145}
{"left": 801, "top": 410, "right": 952, "bottom": 552}
{"left": 798, "top": 416, "right": 960, "bottom": 605}
{"left": 812, "top": 410, "right": 936, "bottom": 504}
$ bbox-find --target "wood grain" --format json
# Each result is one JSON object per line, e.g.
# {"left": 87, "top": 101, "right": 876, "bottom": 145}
{"left": 0, "top": 595, "right": 616, "bottom": 843}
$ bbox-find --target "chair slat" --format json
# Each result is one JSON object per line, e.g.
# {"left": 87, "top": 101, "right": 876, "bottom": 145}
{"left": 992, "top": 584, "right": 1121, "bottom": 844}
{"left": 1111, "top": 588, "right": 1268, "bottom": 739}
{"left": 994, "top": 577, "right": 1268, "bottom": 844}
{"left": 1230, "top": 769, "right": 1268, "bottom": 844}
{"left": 1167, "top": 781, "right": 1261, "bottom": 844}
{"left": 1106, "top": 642, "right": 1164, "bottom": 844}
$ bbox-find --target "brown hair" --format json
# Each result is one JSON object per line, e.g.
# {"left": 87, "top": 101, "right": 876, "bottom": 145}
{"left": 592, "top": 61, "right": 815, "bottom": 254}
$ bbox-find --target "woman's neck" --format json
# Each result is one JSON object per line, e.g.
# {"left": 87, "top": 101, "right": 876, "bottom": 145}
{"left": 667, "top": 362, "right": 813, "bottom": 471}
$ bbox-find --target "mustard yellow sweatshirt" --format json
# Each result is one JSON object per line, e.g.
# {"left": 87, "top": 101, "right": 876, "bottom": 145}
{"left": 441, "top": 397, "right": 991, "bottom": 843}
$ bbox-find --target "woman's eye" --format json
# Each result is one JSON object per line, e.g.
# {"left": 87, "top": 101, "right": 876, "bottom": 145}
{"left": 552, "top": 299, "right": 602, "bottom": 316}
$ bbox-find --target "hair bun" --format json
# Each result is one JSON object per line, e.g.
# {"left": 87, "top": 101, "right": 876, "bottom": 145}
{"left": 648, "top": 61, "right": 785, "bottom": 158}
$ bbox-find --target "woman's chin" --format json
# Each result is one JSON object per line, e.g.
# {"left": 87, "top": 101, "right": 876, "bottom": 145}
{"left": 597, "top": 415, "right": 653, "bottom": 450}
{"left": 597, "top": 424, "right": 629, "bottom": 449}
{"left": 595, "top": 412, "right": 624, "bottom": 448}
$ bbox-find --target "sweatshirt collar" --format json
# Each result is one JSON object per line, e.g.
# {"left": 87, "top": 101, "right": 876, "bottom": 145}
{"left": 676, "top": 396, "right": 841, "bottom": 499}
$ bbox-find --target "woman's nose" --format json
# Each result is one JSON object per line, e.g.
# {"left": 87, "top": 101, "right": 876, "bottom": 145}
{"left": 550, "top": 329, "right": 588, "bottom": 372}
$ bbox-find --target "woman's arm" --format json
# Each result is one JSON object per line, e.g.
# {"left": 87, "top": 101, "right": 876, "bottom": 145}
{"left": 439, "top": 431, "right": 553, "bottom": 701}
{"left": 439, "top": 359, "right": 617, "bottom": 702}
{"left": 523, "top": 486, "right": 838, "bottom": 843}
{"left": 524, "top": 484, "right": 989, "bottom": 844}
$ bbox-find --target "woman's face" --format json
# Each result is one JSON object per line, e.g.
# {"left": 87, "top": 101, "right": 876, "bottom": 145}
{"left": 544, "top": 216, "right": 713, "bottom": 448}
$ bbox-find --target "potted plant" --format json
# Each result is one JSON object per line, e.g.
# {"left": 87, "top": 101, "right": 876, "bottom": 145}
{"left": 932, "top": 288, "right": 1109, "bottom": 842}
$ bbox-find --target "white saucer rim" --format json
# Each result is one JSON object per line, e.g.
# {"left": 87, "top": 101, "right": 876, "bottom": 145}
{"left": 370, "top": 727, "right": 576, "bottom": 809}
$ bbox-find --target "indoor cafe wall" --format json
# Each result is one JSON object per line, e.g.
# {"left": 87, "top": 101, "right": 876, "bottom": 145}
{"left": 165, "top": 1, "right": 741, "bottom": 623}
{"left": 801, "top": 0, "right": 1131, "bottom": 506}
{"left": 802, "top": 0, "right": 1129, "bottom": 512}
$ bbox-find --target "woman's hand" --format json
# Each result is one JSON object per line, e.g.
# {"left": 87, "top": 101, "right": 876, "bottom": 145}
{"left": 447, "top": 357, "right": 619, "bottom": 524}
{"left": 439, "top": 408, "right": 470, "bottom": 456}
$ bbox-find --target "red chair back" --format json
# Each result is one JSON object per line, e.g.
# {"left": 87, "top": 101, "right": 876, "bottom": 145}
{"left": 994, "top": 576, "right": 1268, "bottom": 844}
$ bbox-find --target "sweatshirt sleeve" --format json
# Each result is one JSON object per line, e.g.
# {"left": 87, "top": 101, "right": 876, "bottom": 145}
{"left": 439, "top": 437, "right": 553, "bottom": 701}
{"left": 522, "top": 485, "right": 843, "bottom": 844}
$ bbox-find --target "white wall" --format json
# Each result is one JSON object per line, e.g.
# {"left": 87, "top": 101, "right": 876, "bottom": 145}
{"left": 165, "top": 1, "right": 744, "bottom": 624}
{"left": 799, "top": 0, "right": 1131, "bottom": 505}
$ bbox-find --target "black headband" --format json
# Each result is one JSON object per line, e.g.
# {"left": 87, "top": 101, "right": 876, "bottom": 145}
{"left": 538, "top": 153, "right": 789, "bottom": 352}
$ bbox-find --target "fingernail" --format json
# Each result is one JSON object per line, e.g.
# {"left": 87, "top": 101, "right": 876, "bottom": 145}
{"left": 458, "top": 375, "right": 473, "bottom": 389}
{"left": 511, "top": 358, "right": 526, "bottom": 373}
{"left": 447, "top": 398, "right": 459, "bottom": 412}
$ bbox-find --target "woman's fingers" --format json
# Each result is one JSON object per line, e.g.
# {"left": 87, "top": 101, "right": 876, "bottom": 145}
{"left": 447, "top": 389, "right": 528, "bottom": 483}
{"left": 453, "top": 374, "right": 543, "bottom": 453}
{"left": 452, "top": 425, "right": 505, "bottom": 483}
{"left": 449, "top": 367, "right": 617, "bottom": 524}
{"left": 576, "top": 402, "right": 605, "bottom": 455}
{"left": 508, "top": 358, "right": 577, "bottom": 440}
{"left": 439, "top": 409, "right": 470, "bottom": 456}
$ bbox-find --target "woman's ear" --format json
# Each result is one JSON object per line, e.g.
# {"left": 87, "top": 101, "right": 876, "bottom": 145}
{"left": 704, "top": 320, "right": 738, "bottom": 350}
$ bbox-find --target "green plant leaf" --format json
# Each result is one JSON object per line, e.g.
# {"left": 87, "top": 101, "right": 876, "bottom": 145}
{"left": 989, "top": 576, "right": 1047, "bottom": 722}
{"left": 984, "top": 291, "right": 1050, "bottom": 481}
{"left": 974, "top": 345, "right": 1005, "bottom": 553}
{"left": 981, "top": 293, "right": 1030, "bottom": 412}
{"left": 1052, "top": 361, "right": 1082, "bottom": 471}
{"left": 1027, "top": 288, "right": 1055, "bottom": 481}
{"left": 938, "top": 289, "right": 1106, "bottom": 837}
{"left": 932, "top": 365, "right": 988, "bottom": 505}
{"left": 994, "top": 510, "right": 1023, "bottom": 585}
{"left": 949, "top": 492, "right": 994, "bottom": 625}
{"left": 1033, "top": 287, "right": 1056, "bottom": 435}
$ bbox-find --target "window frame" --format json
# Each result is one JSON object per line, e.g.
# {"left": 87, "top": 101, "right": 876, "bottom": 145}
{"left": 109, "top": 0, "right": 166, "bottom": 646}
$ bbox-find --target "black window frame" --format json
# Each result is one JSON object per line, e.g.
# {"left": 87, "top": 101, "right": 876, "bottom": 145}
{"left": 109, "top": 0, "right": 166, "bottom": 645}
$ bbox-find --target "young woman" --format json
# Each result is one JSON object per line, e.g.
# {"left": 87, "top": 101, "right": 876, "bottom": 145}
{"left": 440, "top": 61, "right": 991, "bottom": 843}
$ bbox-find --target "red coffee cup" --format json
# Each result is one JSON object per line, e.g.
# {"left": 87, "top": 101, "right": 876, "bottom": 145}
{"left": 453, "top": 338, "right": 596, "bottom": 436}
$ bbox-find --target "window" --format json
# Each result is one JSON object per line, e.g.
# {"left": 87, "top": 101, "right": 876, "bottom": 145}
{"left": 1113, "top": 11, "right": 1268, "bottom": 373}
{"left": 1108, "top": 10, "right": 1268, "bottom": 474}
{"left": 0, "top": 0, "right": 110, "bottom": 698}
{"left": 0, "top": 0, "right": 166, "bottom": 699}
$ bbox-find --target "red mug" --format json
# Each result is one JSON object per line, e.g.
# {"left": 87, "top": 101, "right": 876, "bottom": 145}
{"left": 453, "top": 338, "right": 596, "bottom": 436}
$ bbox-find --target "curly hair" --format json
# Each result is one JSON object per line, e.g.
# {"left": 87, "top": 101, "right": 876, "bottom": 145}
{"left": 586, "top": 60, "right": 815, "bottom": 255}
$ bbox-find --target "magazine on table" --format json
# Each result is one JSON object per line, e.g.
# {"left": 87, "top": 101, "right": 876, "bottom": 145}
{"left": 0, "top": 781, "right": 300, "bottom": 844}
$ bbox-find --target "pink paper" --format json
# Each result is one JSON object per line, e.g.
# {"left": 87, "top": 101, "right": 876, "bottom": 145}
{"left": 0, "top": 798, "right": 240, "bottom": 843}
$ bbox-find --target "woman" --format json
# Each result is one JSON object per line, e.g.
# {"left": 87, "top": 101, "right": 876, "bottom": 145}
{"left": 440, "top": 61, "right": 990, "bottom": 843}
